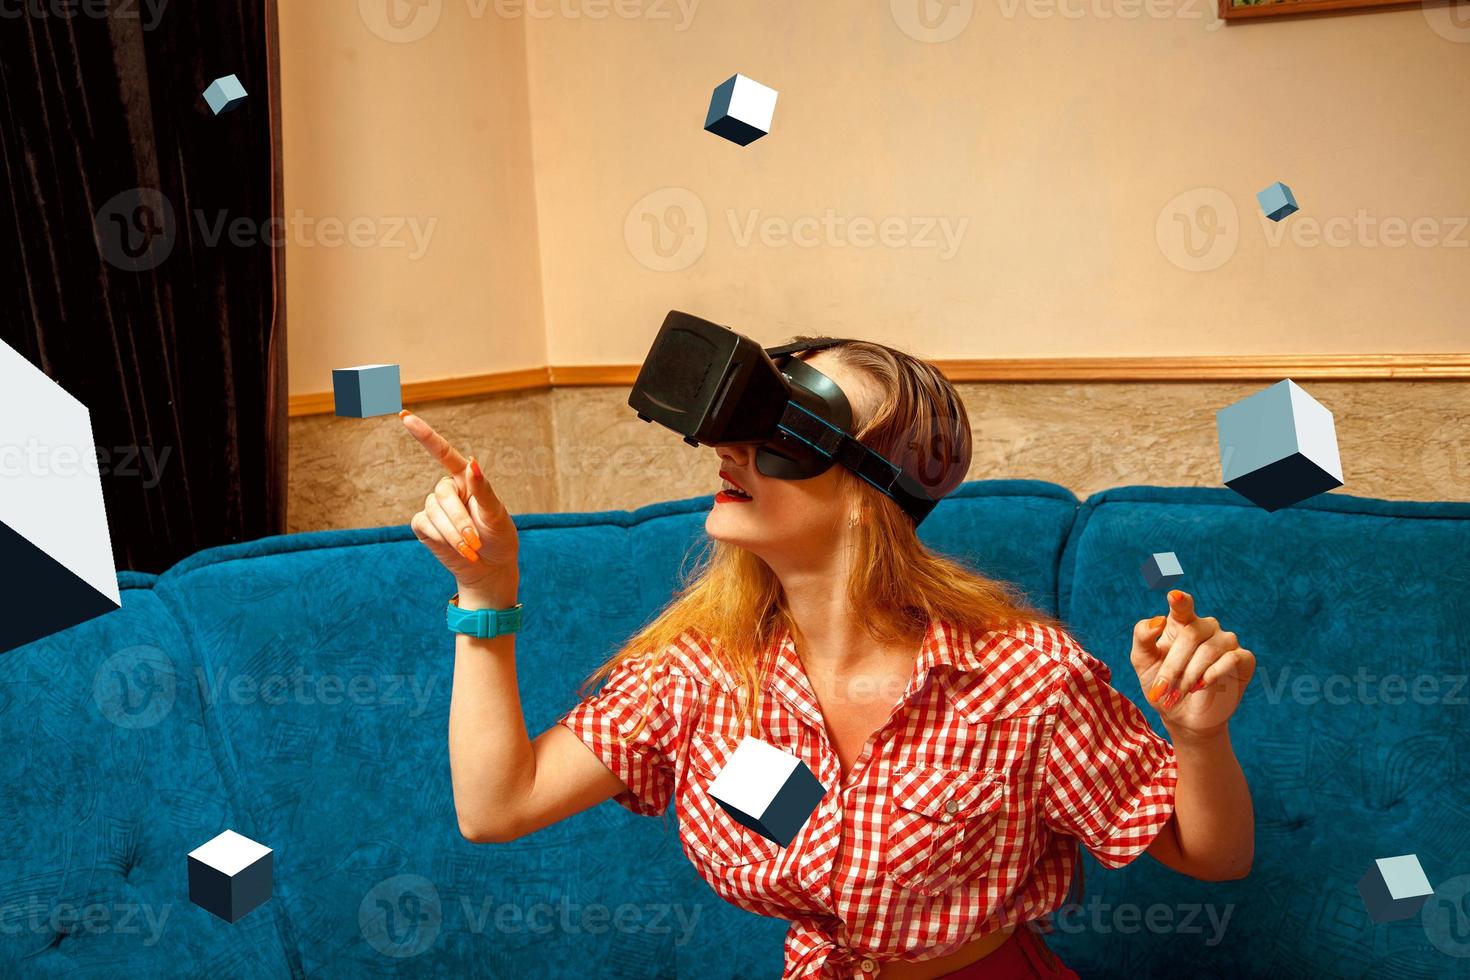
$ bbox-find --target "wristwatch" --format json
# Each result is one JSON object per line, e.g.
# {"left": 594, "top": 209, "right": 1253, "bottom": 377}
{"left": 446, "top": 593, "right": 524, "bottom": 638}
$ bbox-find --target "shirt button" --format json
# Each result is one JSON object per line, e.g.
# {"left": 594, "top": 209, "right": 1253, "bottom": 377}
{"left": 944, "top": 799, "right": 959, "bottom": 815}
{"left": 860, "top": 957, "right": 878, "bottom": 973}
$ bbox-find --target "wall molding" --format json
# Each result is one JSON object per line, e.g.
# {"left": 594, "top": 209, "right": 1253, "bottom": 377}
{"left": 288, "top": 354, "right": 1470, "bottom": 417}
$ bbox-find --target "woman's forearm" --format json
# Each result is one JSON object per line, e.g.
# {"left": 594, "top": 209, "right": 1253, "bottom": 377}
{"left": 1166, "top": 726, "right": 1254, "bottom": 880}
{"left": 447, "top": 574, "right": 534, "bottom": 841}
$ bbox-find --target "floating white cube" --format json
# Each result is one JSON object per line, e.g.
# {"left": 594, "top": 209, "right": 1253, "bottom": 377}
{"left": 0, "top": 340, "right": 120, "bottom": 656}
{"left": 704, "top": 73, "right": 778, "bottom": 146}
{"left": 188, "top": 829, "right": 273, "bottom": 923}
{"left": 1216, "top": 379, "right": 1343, "bottom": 512}
{"left": 707, "top": 736, "right": 826, "bottom": 847}
{"left": 1140, "top": 551, "right": 1184, "bottom": 590}
{"left": 203, "top": 74, "right": 248, "bottom": 115}
{"left": 1358, "top": 853, "right": 1433, "bottom": 923}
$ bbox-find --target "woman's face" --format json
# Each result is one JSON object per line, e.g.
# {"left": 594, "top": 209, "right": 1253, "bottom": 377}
{"left": 704, "top": 351, "right": 873, "bottom": 568}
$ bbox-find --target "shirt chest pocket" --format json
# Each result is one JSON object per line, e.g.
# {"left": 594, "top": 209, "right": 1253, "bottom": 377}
{"left": 882, "top": 765, "right": 1005, "bottom": 897}
{"left": 678, "top": 731, "right": 783, "bottom": 869}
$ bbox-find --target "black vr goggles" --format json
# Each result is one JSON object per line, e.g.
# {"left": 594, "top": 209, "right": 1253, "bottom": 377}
{"left": 628, "top": 310, "right": 942, "bottom": 526}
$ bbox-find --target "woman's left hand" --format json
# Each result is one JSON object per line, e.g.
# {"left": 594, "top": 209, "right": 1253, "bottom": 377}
{"left": 1130, "top": 589, "right": 1256, "bottom": 741}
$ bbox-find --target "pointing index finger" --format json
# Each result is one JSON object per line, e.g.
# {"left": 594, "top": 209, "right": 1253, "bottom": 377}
{"left": 1167, "top": 589, "right": 1197, "bottom": 624}
{"left": 400, "top": 410, "right": 469, "bottom": 476}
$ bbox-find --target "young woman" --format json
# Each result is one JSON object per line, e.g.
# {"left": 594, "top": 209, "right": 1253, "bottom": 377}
{"left": 402, "top": 339, "right": 1255, "bottom": 980}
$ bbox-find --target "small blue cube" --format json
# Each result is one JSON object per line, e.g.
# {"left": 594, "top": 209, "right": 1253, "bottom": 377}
{"left": 1256, "top": 181, "right": 1298, "bottom": 222}
{"left": 1141, "top": 552, "right": 1185, "bottom": 591}
{"left": 203, "top": 74, "right": 248, "bottom": 115}
{"left": 333, "top": 364, "right": 402, "bottom": 418}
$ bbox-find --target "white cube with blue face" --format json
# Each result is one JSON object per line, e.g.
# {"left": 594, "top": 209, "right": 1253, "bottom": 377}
{"left": 704, "top": 73, "right": 779, "bottom": 146}
{"left": 1256, "top": 181, "right": 1298, "bottom": 222}
{"left": 332, "top": 364, "right": 403, "bottom": 418}
{"left": 0, "top": 339, "right": 121, "bottom": 656}
{"left": 1141, "top": 551, "right": 1184, "bottom": 590}
{"left": 708, "top": 736, "right": 826, "bottom": 847}
{"left": 188, "top": 829, "right": 274, "bottom": 923}
{"left": 203, "top": 74, "right": 249, "bottom": 115}
{"left": 1358, "top": 854, "right": 1434, "bottom": 923}
{"left": 1216, "top": 379, "right": 1343, "bottom": 512}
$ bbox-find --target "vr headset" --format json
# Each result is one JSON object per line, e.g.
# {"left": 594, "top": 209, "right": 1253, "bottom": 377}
{"left": 628, "top": 310, "right": 942, "bottom": 526}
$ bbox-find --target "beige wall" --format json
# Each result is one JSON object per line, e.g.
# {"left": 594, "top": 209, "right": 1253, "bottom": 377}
{"left": 282, "top": 0, "right": 1468, "bottom": 394}
{"left": 278, "top": 0, "right": 1468, "bottom": 531}
{"left": 278, "top": 0, "right": 547, "bottom": 398}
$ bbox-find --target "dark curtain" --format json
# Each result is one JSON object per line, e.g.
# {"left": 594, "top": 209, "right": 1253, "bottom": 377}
{"left": 0, "top": 0, "right": 287, "bottom": 574}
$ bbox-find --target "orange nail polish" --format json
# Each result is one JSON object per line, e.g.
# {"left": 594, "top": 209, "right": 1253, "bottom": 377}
{"left": 1161, "top": 688, "right": 1182, "bottom": 710}
{"left": 399, "top": 409, "right": 410, "bottom": 418}
{"left": 470, "top": 457, "right": 483, "bottom": 481}
{"left": 1193, "top": 678, "right": 1207, "bottom": 693}
{"left": 462, "top": 525, "right": 481, "bottom": 552}
{"left": 456, "top": 541, "right": 479, "bottom": 563}
{"left": 1148, "top": 615, "right": 1166, "bottom": 631}
{"left": 1147, "top": 679, "right": 1168, "bottom": 702}
{"left": 1168, "top": 590, "right": 1182, "bottom": 603}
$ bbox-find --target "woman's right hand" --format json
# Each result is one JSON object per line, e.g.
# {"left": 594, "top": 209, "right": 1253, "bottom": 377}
{"left": 401, "top": 410, "right": 520, "bottom": 594}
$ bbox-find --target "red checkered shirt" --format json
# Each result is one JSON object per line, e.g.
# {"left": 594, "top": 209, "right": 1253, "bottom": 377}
{"left": 556, "top": 617, "right": 1178, "bottom": 979}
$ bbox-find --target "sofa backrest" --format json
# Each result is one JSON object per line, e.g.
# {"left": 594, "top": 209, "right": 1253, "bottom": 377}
{"left": 1051, "top": 486, "right": 1470, "bottom": 977}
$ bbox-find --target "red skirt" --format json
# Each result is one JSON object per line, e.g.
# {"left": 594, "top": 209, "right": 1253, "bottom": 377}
{"left": 932, "top": 924, "right": 1080, "bottom": 979}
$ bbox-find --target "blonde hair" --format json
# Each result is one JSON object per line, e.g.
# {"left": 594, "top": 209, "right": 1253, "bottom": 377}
{"left": 573, "top": 337, "right": 1061, "bottom": 741}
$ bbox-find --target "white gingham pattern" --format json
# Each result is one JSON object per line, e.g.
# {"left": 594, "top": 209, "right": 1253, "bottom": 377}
{"left": 557, "top": 618, "right": 1178, "bottom": 979}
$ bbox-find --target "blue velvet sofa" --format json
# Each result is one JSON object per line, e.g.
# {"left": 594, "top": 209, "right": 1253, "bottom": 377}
{"left": 3, "top": 480, "right": 1468, "bottom": 978}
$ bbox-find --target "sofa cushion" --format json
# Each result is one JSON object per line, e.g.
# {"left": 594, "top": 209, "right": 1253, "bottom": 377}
{"left": 0, "top": 573, "right": 295, "bottom": 978}
{"left": 1051, "top": 486, "right": 1470, "bottom": 978}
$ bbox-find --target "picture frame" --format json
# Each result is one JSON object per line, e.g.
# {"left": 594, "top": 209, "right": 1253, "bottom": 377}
{"left": 1221, "top": 0, "right": 1424, "bottom": 21}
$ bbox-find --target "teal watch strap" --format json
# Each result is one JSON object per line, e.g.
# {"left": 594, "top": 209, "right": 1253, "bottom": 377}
{"left": 446, "top": 593, "right": 524, "bottom": 638}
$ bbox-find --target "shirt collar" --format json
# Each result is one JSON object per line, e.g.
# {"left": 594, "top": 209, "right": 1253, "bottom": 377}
{"left": 759, "top": 616, "right": 982, "bottom": 728}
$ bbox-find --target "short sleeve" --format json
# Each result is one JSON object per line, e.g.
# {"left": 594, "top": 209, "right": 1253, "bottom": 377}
{"left": 556, "top": 647, "right": 697, "bottom": 818}
{"left": 1041, "top": 646, "right": 1178, "bottom": 869}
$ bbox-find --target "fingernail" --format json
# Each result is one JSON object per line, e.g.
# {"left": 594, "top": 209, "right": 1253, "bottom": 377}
{"left": 1160, "top": 688, "right": 1182, "bottom": 710}
{"left": 470, "top": 457, "right": 483, "bottom": 481}
{"left": 1148, "top": 615, "right": 1166, "bottom": 631}
{"left": 1192, "top": 679, "right": 1207, "bottom": 693}
{"left": 399, "top": 409, "right": 410, "bottom": 419}
{"left": 1168, "top": 590, "right": 1182, "bottom": 603}
{"left": 462, "top": 525, "right": 481, "bottom": 551}
{"left": 456, "top": 541, "right": 479, "bottom": 563}
{"left": 1147, "top": 678, "right": 1169, "bottom": 702}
